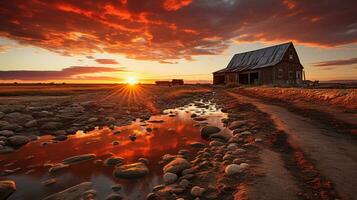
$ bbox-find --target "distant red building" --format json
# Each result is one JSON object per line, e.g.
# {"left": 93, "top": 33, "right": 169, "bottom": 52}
{"left": 155, "top": 79, "right": 184, "bottom": 86}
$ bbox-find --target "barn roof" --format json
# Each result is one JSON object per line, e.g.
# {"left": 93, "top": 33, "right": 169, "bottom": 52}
{"left": 214, "top": 42, "right": 292, "bottom": 73}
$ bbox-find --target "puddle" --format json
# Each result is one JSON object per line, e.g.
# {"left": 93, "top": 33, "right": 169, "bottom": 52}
{"left": 0, "top": 101, "right": 227, "bottom": 199}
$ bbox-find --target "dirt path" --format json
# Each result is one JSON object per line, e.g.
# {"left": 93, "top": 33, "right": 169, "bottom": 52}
{"left": 227, "top": 92, "right": 357, "bottom": 200}
{"left": 249, "top": 149, "right": 299, "bottom": 200}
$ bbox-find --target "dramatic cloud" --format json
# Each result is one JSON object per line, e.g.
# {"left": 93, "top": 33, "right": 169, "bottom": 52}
{"left": 95, "top": 59, "right": 120, "bottom": 64}
{"left": 0, "top": 0, "right": 356, "bottom": 61}
{"left": 313, "top": 57, "right": 357, "bottom": 67}
{"left": 0, "top": 66, "right": 124, "bottom": 81}
{"left": 0, "top": 45, "right": 10, "bottom": 53}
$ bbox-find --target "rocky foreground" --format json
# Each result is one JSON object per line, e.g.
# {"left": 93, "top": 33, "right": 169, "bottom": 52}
{"left": 1, "top": 85, "right": 345, "bottom": 200}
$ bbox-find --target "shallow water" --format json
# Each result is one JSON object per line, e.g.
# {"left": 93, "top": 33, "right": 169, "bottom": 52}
{"left": 0, "top": 101, "right": 227, "bottom": 199}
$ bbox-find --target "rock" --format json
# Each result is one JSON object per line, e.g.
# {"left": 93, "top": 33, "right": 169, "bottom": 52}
{"left": 228, "top": 120, "right": 246, "bottom": 130}
{"left": 190, "top": 113, "right": 197, "bottom": 118}
{"left": 163, "top": 158, "right": 191, "bottom": 174}
{"left": 0, "top": 130, "right": 14, "bottom": 137}
{"left": 53, "top": 135, "right": 68, "bottom": 141}
{"left": 210, "top": 128, "right": 232, "bottom": 141}
{"left": 239, "top": 163, "right": 249, "bottom": 170}
{"left": 138, "top": 158, "right": 149, "bottom": 165}
{"left": 191, "top": 186, "right": 205, "bottom": 197}
{"left": 88, "top": 117, "right": 98, "bottom": 123}
{"left": 179, "top": 179, "right": 190, "bottom": 188}
{"left": 104, "top": 157, "right": 124, "bottom": 166}
{"left": 200, "top": 126, "right": 221, "bottom": 139}
{"left": 146, "top": 193, "right": 157, "bottom": 200}
{"left": 112, "top": 141, "right": 120, "bottom": 145}
{"left": 225, "top": 164, "right": 243, "bottom": 176}
{"left": 8, "top": 135, "right": 30, "bottom": 147}
{"left": 62, "top": 154, "right": 96, "bottom": 165}
{"left": 42, "top": 182, "right": 92, "bottom": 200}
{"left": 0, "top": 180, "right": 16, "bottom": 200}
{"left": 111, "top": 184, "right": 122, "bottom": 192}
{"left": 193, "top": 117, "right": 207, "bottom": 121}
{"left": 41, "top": 122, "right": 63, "bottom": 130}
{"left": 129, "top": 134, "right": 137, "bottom": 142}
{"left": 105, "top": 193, "right": 123, "bottom": 200}
{"left": 163, "top": 172, "right": 178, "bottom": 184}
{"left": 25, "top": 120, "right": 38, "bottom": 128}
{"left": 0, "top": 121, "right": 10, "bottom": 129}
{"left": 0, "top": 146, "right": 15, "bottom": 154}
{"left": 255, "top": 138, "right": 263, "bottom": 142}
{"left": 240, "top": 131, "right": 252, "bottom": 135}
{"left": 162, "top": 154, "right": 176, "bottom": 163}
{"left": 49, "top": 163, "right": 70, "bottom": 173}
{"left": 82, "top": 189, "right": 96, "bottom": 198}
{"left": 3, "top": 112, "right": 34, "bottom": 125}
{"left": 227, "top": 143, "right": 239, "bottom": 150}
{"left": 209, "top": 140, "right": 224, "bottom": 146}
{"left": 190, "top": 142, "right": 206, "bottom": 148}
{"left": 182, "top": 168, "right": 195, "bottom": 175}
{"left": 113, "top": 162, "right": 149, "bottom": 179}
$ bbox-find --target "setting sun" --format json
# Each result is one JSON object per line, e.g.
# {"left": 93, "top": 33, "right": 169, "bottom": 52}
{"left": 126, "top": 76, "right": 138, "bottom": 85}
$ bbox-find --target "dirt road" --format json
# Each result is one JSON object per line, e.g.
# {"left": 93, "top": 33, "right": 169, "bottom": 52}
{"left": 227, "top": 92, "right": 357, "bottom": 200}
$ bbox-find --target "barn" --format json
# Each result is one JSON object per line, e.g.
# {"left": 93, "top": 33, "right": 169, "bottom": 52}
{"left": 213, "top": 42, "right": 304, "bottom": 85}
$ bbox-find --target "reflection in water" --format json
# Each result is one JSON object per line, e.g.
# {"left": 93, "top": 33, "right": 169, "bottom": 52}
{"left": 0, "top": 102, "right": 227, "bottom": 200}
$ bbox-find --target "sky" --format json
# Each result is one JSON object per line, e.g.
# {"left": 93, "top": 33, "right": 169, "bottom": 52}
{"left": 0, "top": 0, "right": 356, "bottom": 83}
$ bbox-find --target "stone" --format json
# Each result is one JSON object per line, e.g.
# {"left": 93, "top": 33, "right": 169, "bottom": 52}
{"left": 191, "top": 186, "right": 205, "bottom": 197}
{"left": 53, "top": 135, "right": 68, "bottom": 141}
{"left": 3, "top": 112, "right": 34, "bottom": 125}
{"left": 129, "top": 134, "right": 137, "bottom": 142}
{"left": 163, "top": 172, "right": 178, "bottom": 184}
{"left": 190, "top": 142, "right": 206, "bottom": 148}
{"left": 200, "top": 126, "right": 221, "bottom": 139}
{"left": 0, "top": 180, "right": 16, "bottom": 200}
{"left": 49, "top": 163, "right": 70, "bottom": 173}
{"left": 112, "top": 141, "right": 120, "bottom": 145}
{"left": 0, "top": 146, "right": 15, "bottom": 154}
{"left": 193, "top": 117, "right": 207, "bottom": 121}
{"left": 88, "top": 117, "right": 98, "bottom": 123}
{"left": 138, "top": 158, "right": 149, "bottom": 165}
{"left": 111, "top": 184, "right": 122, "bottom": 192}
{"left": 104, "top": 157, "right": 124, "bottom": 166}
{"left": 209, "top": 140, "right": 224, "bottom": 146}
{"left": 113, "top": 162, "right": 149, "bottom": 179}
{"left": 163, "top": 158, "right": 191, "bottom": 174}
{"left": 225, "top": 164, "right": 242, "bottom": 176}
{"left": 41, "top": 122, "right": 63, "bottom": 130}
{"left": 8, "top": 135, "right": 30, "bottom": 147}
{"left": 228, "top": 120, "right": 247, "bottom": 130}
{"left": 210, "top": 128, "right": 232, "bottom": 141}
{"left": 42, "top": 182, "right": 92, "bottom": 200}
{"left": 82, "top": 189, "right": 96, "bottom": 198}
{"left": 179, "top": 179, "right": 190, "bottom": 188}
{"left": 105, "top": 193, "right": 123, "bottom": 200}
{"left": 240, "top": 131, "right": 252, "bottom": 135}
{"left": 146, "top": 193, "right": 157, "bottom": 200}
{"left": 0, "top": 130, "right": 15, "bottom": 137}
{"left": 255, "top": 138, "right": 263, "bottom": 142}
{"left": 62, "top": 154, "right": 96, "bottom": 165}
{"left": 25, "top": 120, "right": 38, "bottom": 128}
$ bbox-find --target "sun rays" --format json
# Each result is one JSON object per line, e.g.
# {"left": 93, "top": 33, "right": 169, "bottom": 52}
{"left": 100, "top": 84, "right": 160, "bottom": 114}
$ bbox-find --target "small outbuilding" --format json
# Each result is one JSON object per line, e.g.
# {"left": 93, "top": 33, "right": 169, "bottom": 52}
{"left": 213, "top": 42, "right": 304, "bottom": 85}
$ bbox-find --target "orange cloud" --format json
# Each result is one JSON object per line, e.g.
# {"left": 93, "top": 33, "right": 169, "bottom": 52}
{"left": 0, "top": 0, "right": 356, "bottom": 61}
{"left": 0, "top": 66, "right": 125, "bottom": 81}
{"left": 95, "top": 59, "right": 120, "bottom": 64}
{"left": 163, "top": 0, "right": 193, "bottom": 11}
{"left": 313, "top": 57, "right": 357, "bottom": 67}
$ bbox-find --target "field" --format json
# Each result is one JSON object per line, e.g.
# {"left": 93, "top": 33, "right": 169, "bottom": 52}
{"left": 0, "top": 84, "right": 356, "bottom": 200}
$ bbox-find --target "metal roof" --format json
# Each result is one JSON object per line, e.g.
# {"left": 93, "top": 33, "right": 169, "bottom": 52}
{"left": 214, "top": 42, "right": 292, "bottom": 73}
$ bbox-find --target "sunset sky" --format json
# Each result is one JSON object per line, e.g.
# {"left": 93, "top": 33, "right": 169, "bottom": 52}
{"left": 0, "top": 0, "right": 356, "bottom": 83}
